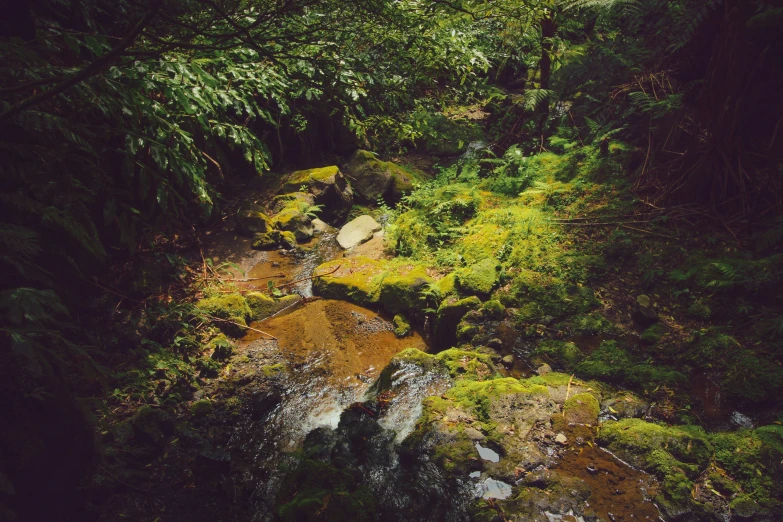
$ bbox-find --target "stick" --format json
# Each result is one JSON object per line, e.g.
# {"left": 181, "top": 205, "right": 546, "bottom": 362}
{"left": 202, "top": 314, "right": 278, "bottom": 340}
{"left": 565, "top": 374, "right": 574, "bottom": 403}
{"left": 220, "top": 274, "right": 285, "bottom": 282}
{"left": 620, "top": 225, "right": 673, "bottom": 239}
{"left": 273, "top": 265, "right": 341, "bottom": 289}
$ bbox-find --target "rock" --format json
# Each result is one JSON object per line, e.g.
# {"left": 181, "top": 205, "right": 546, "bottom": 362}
{"left": 311, "top": 218, "right": 330, "bottom": 234}
{"left": 312, "top": 257, "right": 386, "bottom": 305}
{"left": 393, "top": 314, "right": 412, "bottom": 337}
{"left": 435, "top": 296, "right": 482, "bottom": 349}
{"left": 270, "top": 192, "right": 316, "bottom": 214}
{"left": 274, "top": 208, "right": 314, "bottom": 242}
{"left": 563, "top": 393, "right": 599, "bottom": 425}
{"left": 251, "top": 230, "right": 297, "bottom": 250}
{"left": 279, "top": 166, "right": 354, "bottom": 223}
{"left": 455, "top": 258, "right": 502, "bottom": 297}
{"left": 487, "top": 338, "right": 503, "bottom": 349}
{"left": 235, "top": 203, "right": 272, "bottom": 237}
{"left": 379, "top": 265, "right": 432, "bottom": 315}
{"left": 501, "top": 355, "right": 515, "bottom": 367}
{"left": 208, "top": 334, "right": 233, "bottom": 361}
{"left": 632, "top": 294, "right": 658, "bottom": 326}
{"left": 537, "top": 363, "right": 553, "bottom": 376}
{"left": 196, "top": 294, "right": 252, "bottom": 337}
{"left": 129, "top": 405, "right": 174, "bottom": 446}
{"left": 337, "top": 215, "right": 382, "bottom": 249}
{"left": 481, "top": 300, "right": 506, "bottom": 320}
{"left": 555, "top": 433, "right": 568, "bottom": 445}
{"left": 245, "top": 292, "right": 301, "bottom": 321}
{"left": 190, "top": 399, "right": 213, "bottom": 417}
{"left": 343, "top": 150, "right": 394, "bottom": 201}
{"left": 343, "top": 149, "right": 426, "bottom": 202}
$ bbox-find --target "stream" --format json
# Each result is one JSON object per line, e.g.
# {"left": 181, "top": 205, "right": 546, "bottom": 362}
{"left": 203, "top": 219, "right": 664, "bottom": 521}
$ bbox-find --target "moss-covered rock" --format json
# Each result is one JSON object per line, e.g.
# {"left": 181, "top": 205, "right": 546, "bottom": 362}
{"left": 574, "top": 340, "right": 685, "bottom": 390}
{"left": 562, "top": 393, "right": 599, "bottom": 424}
{"left": 274, "top": 208, "right": 314, "bottom": 242}
{"left": 311, "top": 257, "right": 386, "bottom": 305}
{"left": 252, "top": 230, "right": 297, "bottom": 250}
{"left": 393, "top": 314, "right": 411, "bottom": 337}
{"left": 343, "top": 149, "right": 395, "bottom": 202}
{"left": 129, "top": 405, "right": 174, "bottom": 446}
{"left": 279, "top": 166, "right": 354, "bottom": 224}
{"left": 640, "top": 323, "right": 666, "bottom": 344}
{"left": 207, "top": 334, "right": 233, "bottom": 361}
{"left": 534, "top": 340, "right": 584, "bottom": 372}
{"left": 372, "top": 348, "right": 443, "bottom": 392}
{"left": 190, "top": 399, "right": 213, "bottom": 417}
{"left": 270, "top": 192, "right": 316, "bottom": 214}
{"left": 196, "top": 294, "right": 252, "bottom": 337}
{"left": 499, "top": 269, "right": 598, "bottom": 321}
{"left": 435, "top": 295, "right": 481, "bottom": 349}
{"left": 599, "top": 418, "right": 712, "bottom": 512}
{"left": 235, "top": 203, "right": 272, "bottom": 237}
{"left": 435, "top": 349, "right": 499, "bottom": 381}
{"left": 433, "top": 273, "right": 457, "bottom": 297}
{"left": 245, "top": 292, "right": 301, "bottom": 321}
{"left": 480, "top": 299, "right": 506, "bottom": 320}
{"left": 455, "top": 258, "right": 502, "bottom": 297}
{"left": 379, "top": 265, "right": 432, "bottom": 314}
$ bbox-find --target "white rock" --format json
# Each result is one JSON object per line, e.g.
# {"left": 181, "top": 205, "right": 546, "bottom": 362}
{"left": 555, "top": 433, "right": 568, "bottom": 445}
{"left": 311, "top": 218, "right": 330, "bottom": 234}
{"left": 336, "top": 215, "right": 382, "bottom": 249}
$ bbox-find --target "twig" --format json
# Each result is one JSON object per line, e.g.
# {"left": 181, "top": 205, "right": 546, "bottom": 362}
{"left": 220, "top": 274, "right": 285, "bottom": 283}
{"left": 620, "top": 225, "right": 673, "bottom": 239}
{"left": 202, "top": 314, "right": 277, "bottom": 340}
{"left": 565, "top": 374, "right": 574, "bottom": 403}
{"left": 274, "top": 265, "right": 341, "bottom": 289}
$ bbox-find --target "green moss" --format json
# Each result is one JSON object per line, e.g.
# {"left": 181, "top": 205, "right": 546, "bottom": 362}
{"left": 534, "top": 340, "right": 584, "bottom": 371}
{"left": 455, "top": 258, "right": 502, "bottom": 297}
{"left": 276, "top": 460, "right": 377, "bottom": 522}
{"left": 196, "top": 294, "right": 251, "bottom": 337}
{"left": 641, "top": 323, "right": 666, "bottom": 344}
{"left": 480, "top": 299, "right": 506, "bottom": 320}
{"left": 207, "top": 334, "right": 233, "bottom": 361}
{"left": 379, "top": 265, "right": 432, "bottom": 314}
{"left": 312, "top": 257, "right": 387, "bottom": 305}
{"left": 190, "top": 399, "right": 213, "bottom": 417}
{"left": 261, "top": 363, "right": 286, "bottom": 377}
{"left": 599, "top": 418, "right": 712, "bottom": 508}
{"left": 445, "top": 378, "right": 548, "bottom": 417}
{"left": 563, "top": 393, "right": 599, "bottom": 424}
{"left": 523, "top": 372, "right": 575, "bottom": 387}
{"left": 574, "top": 340, "right": 685, "bottom": 389}
{"left": 235, "top": 206, "right": 271, "bottom": 237}
{"left": 274, "top": 208, "right": 313, "bottom": 242}
{"left": 392, "top": 314, "right": 411, "bottom": 337}
{"left": 435, "top": 295, "right": 481, "bottom": 349}
{"left": 282, "top": 166, "right": 341, "bottom": 193}
{"left": 433, "top": 273, "right": 457, "bottom": 296}
{"left": 499, "top": 269, "right": 597, "bottom": 321}
{"left": 252, "top": 230, "right": 297, "bottom": 250}
{"left": 245, "top": 292, "right": 300, "bottom": 321}
{"left": 435, "top": 349, "right": 499, "bottom": 381}
{"left": 563, "top": 312, "right": 616, "bottom": 336}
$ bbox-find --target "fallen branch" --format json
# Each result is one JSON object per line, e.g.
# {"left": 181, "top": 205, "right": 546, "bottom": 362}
{"left": 274, "top": 265, "right": 341, "bottom": 290}
{"left": 220, "top": 273, "right": 286, "bottom": 283}
{"left": 202, "top": 313, "right": 277, "bottom": 340}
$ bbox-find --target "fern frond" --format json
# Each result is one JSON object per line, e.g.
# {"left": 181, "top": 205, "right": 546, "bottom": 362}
{"left": 523, "top": 89, "right": 557, "bottom": 112}
{"left": 669, "top": 0, "right": 724, "bottom": 51}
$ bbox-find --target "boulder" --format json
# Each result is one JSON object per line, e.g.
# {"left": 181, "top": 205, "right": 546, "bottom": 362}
{"left": 235, "top": 205, "right": 272, "bottom": 237}
{"left": 270, "top": 192, "right": 316, "bottom": 214}
{"left": 337, "top": 215, "right": 382, "bottom": 250}
{"left": 379, "top": 265, "right": 432, "bottom": 315}
{"left": 311, "top": 218, "right": 330, "bottom": 235}
{"left": 563, "top": 393, "right": 600, "bottom": 425}
{"left": 274, "top": 208, "right": 314, "bottom": 242}
{"left": 456, "top": 258, "right": 502, "bottom": 297}
{"left": 632, "top": 294, "right": 659, "bottom": 326}
{"left": 435, "top": 296, "right": 482, "bottom": 349}
{"left": 279, "top": 166, "right": 353, "bottom": 223}
{"left": 251, "top": 230, "right": 297, "bottom": 251}
{"left": 245, "top": 292, "right": 301, "bottom": 321}
{"left": 393, "top": 314, "right": 412, "bottom": 338}
{"left": 311, "top": 257, "right": 387, "bottom": 306}
{"left": 342, "top": 150, "right": 426, "bottom": 202}
{"left": 343, "top": 150, "right": 394, "bottom": 202}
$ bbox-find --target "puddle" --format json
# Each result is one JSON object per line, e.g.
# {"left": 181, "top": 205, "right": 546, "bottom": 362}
{"left": 476, "top": 478, "right": 512, "bottom": 500}
{"left": 476, "top": 442, "right": 500, "bottom": 463}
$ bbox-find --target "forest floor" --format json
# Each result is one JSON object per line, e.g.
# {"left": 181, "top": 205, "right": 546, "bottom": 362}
{"left": 89, "top": 109, "right": 783, "bottom": 522}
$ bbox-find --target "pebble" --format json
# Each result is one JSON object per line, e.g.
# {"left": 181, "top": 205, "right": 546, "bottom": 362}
{"left": 537, "top": 363, "right": 552, "bottom": 376}
{"left": 555, "top": 433, "right": 568, "bottom": 445}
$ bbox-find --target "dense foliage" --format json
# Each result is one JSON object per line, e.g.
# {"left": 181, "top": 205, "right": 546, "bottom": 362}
{"left": 1, "top": 0, "right": 782, "bottom": 520}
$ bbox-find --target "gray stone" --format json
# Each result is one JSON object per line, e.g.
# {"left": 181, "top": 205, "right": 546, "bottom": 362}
{"left": 633, "top": 294, "right": 659, "bottom": 325}
{"left": 537, "top": 363, "right": 553, "bottom": 376}
{"left": 311, "top": 218, "right": 330, "bottom": 234}
{"left": 501, "top": 355, "right": 515, "bottom": 367}
{"left": 337, "top": 215, "right": 382, "bottom": 249}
